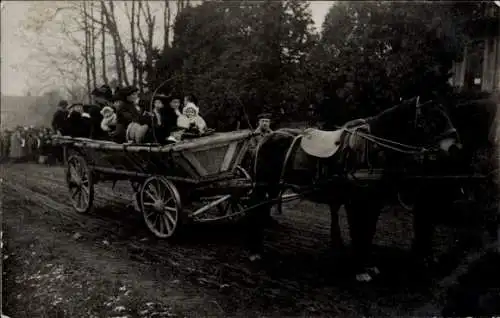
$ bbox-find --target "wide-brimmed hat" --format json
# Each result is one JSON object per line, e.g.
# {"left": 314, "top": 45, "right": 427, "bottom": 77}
{"left": 167, "top": 92, "right": 182, "bottom": 103}
{"left": 184, "top": 94, "right": 198, "bottom": 105}
{"left": 152, "top": 93, "right": 171, "bottom": 105}
{"left": 67, "top": 103, "right": 84, "bottom": 111}
{"left": 91, "top": 85, "right": 113, "bottom": 101}
{"left": 257, "top": 113, "right": 272, "bottom": 120}
{"left": 58, "top": 100, "right": 69, "bottom": 108}
{"left": 114, "top": 86, "right": 139, "bottom": 101}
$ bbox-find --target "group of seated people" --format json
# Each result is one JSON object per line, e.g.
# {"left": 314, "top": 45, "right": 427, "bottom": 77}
{"left": 52, "top": 85, "right": 208, "bottom": 145}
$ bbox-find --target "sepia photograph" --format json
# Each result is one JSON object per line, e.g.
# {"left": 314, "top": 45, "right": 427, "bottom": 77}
{"left": 1, "top": 0, "right": 499, "bottom": 317}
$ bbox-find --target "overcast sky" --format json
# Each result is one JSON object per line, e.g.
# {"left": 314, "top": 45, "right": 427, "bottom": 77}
{"left": 1, "top": 1, "right": 332, "bottom": 97}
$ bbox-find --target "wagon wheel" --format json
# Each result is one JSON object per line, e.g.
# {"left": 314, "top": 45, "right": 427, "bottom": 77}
{"left": 140, "top": 176, "right": 182, "bottom": 238}
{"left": 66, "top": 155, "right": 94, "bottom": 214}
{"left": 219, "top": 199, "right": 248, "bottom": 221}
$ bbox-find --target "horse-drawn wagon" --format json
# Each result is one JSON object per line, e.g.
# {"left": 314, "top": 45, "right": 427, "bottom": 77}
{"left": 52, "top": 130, "right": 259, "bottom": 238}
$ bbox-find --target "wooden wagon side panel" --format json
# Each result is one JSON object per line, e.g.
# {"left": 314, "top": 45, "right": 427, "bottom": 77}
{"left": 52, "top": 130, "right": 254, "bottom": 183}
{"left": 179, "top": 133, "right": 253, "bottom": 179}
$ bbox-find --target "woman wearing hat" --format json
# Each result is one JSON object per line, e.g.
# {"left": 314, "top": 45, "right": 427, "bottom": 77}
{"left": 111, "top": 86, "right": 149, "bottom": 143}
{"left": 88, "top": 85, "right": 114, "bottom": 139}
{"left": 66, "top": 103, "right": 92, "bottom": 138}
{"left": 144, "top": 93, "right": 173, "bottom": 144}
{"left": 161, "top": 93, "right": 185, "bottom": 143}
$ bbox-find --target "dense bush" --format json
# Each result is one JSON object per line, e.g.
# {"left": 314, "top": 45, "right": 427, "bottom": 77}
{"left": 147, "top": 0, "right": 490, "bottom": 131}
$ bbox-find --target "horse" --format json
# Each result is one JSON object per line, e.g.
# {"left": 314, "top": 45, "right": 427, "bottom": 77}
{"left": 248, "top": 97, "right": 463, "bottom": 282}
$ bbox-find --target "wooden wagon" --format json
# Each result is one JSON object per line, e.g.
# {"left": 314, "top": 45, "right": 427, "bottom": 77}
{"left": 52, "top": 130, "right": 258, "bottom": 238}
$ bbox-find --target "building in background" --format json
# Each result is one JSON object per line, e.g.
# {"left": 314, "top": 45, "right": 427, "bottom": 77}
{"left": 449, "top": 2, "right": 500, "bottom": 93}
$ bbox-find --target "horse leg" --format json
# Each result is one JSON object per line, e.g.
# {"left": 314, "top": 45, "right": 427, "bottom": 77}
{"left": 412, "top": 200, "right": 436, "bottom": 268}
{"left": 245, "top": 186, "right": 269, "bottom": 261}
{"left": 345, "top": 199, "right": 382, "bottom": 282}
{"left": 329, "top": 200, "right": 344, "bottom": 251}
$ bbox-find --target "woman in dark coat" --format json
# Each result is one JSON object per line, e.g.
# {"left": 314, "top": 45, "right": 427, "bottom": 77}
{"left": 144, "top": 94, "right": 173, "bottom": 144}
{"left": 87, "top": 85, "right": 114, "bottom": 140}
{"left": 65, "top": 103, "right": 92, "bottom": 138}
{"left": 164, "top": 93, "right": 183, "bottom": 142}
{"left": 110, "top": 86, "right": 148, "bottom": 143}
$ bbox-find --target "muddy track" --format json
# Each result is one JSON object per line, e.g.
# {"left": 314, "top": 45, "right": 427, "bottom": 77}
{"left": 2, "top": 163, "right": 460, "bottom": 316}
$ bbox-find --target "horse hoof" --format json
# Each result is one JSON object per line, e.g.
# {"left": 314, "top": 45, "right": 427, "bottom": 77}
{"left": 423, "top": 256, "right": 439, "bottom": 269}
{"left": 355, "top": 272, "right": 373, "bottom": 283}
{"left": 367, "top": 266, "right": 380, "bottom": 276}
{"left": 249, "top": 254, "right": 262, "bottom": 262}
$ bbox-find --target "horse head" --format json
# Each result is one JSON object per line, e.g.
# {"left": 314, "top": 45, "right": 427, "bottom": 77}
{"left": 368, "top": 96, "right": 462, "bottom": 161}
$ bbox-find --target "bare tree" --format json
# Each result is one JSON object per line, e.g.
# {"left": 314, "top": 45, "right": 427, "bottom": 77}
{"left": 100, "top": 2, "right": 108, "bottom": 85}
{"left": 163, "top": 0, "right": 171, "bottom": 52}
{"left": 82, "top": 1, "right": 92, "bottom": 100}
{"left": 89, "top": 2, "right": 98, "bottom": 89}
{"left": 136, "top": 0, "right": 156, "bottom": 92}
{"left": 124, "top": 0, "right": 139, "bottom": 86}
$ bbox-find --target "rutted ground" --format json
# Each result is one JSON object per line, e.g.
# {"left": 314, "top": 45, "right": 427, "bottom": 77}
{"left": 1, "top": 163, "right": 466, "bottom": 317}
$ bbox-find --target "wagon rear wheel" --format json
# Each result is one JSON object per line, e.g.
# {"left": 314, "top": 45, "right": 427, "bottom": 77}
{"left": 66, "top": 155, "right": 94, "bottom": 214}
{"left": 140, "top": 176, "right": 182, "bottom": 238}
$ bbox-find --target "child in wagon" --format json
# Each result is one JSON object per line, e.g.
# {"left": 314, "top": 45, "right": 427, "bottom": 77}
{"left": 177, "top": 95, "right": 207, "bottom": 135}
{"left": 100, "top": 105, "right": 117, "bottom": 133}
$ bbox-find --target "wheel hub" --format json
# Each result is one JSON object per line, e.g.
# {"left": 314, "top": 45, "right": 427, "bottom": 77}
{"left": 153, "top": 200, "right": 164, "bottom": 212}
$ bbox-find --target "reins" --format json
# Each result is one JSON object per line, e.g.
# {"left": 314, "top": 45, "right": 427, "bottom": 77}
{"left": 343, "top": 128, "right": 427, "bottom": 154}
{"left": 340, "top": 98, "right": 453, "bottom": 155}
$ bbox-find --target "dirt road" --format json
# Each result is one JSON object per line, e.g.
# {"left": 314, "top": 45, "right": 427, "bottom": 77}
{"left": 1, "top": 163, "right": 463, "bottom": 317}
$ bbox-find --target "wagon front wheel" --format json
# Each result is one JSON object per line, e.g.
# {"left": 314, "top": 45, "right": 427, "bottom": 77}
{"left": 66, "top": 155, "right": 94, "bottom": 213}
{"left": 140, "top": 176, "right": 182, "bottom": 238}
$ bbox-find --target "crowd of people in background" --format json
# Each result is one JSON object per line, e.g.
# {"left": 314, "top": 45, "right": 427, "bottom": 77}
{"left": 0, "top": 125, "right": 58, "bottom": 165}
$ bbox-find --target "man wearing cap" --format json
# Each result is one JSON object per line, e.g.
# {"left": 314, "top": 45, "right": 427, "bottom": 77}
{"left": 248, "top": 113, "right": 273, "bottom": 153}
{"left": 52, "top": 100, "right": 69, "bottom": 135}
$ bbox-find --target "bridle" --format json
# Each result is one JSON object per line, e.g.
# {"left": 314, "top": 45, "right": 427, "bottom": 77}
{"left": 413, "top": 95, "right": 461, "bottom": 146}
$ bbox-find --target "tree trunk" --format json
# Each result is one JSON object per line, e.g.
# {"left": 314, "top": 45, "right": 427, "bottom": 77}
{"left": 163, "top": 0, "right": 170, "bottom": 52}
{"left": 137, "top": 2, "right": 156, "bottom": 93}
{"left": 102, "top": 1, "right": 129, "bottom": 86}
{"left": 130, "top": 0, "right": 138, "bottom": 86}
{"left": 83, "top": 1, "right": 92, "bottom": 102}
{"left": 108, "top": 1, "right": 129, "bottom": 86}
{"left": 100, "top": 2, "right": 108, "bottom": 85}
{"left": 90, "top": 2, "right": 97, "bottom": 89}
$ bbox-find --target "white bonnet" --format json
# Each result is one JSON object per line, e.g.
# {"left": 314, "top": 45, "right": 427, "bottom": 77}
{"left": 100, "top": 106, "right": 115, "bottom": 116}
{"left": 183, "top": 102, "right": 199, "bottom": 116}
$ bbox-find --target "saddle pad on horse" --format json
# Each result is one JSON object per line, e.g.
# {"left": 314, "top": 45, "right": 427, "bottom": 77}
{"left": 300, "top": 128, "right": 344, "bottom": 158}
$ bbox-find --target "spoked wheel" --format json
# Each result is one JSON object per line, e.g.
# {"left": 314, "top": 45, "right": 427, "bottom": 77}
{"left": 66, "top": 155, "right": 94, "bottom": 213}
{"left": 140, "top": 176, "right": 182, "bottom": 238}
